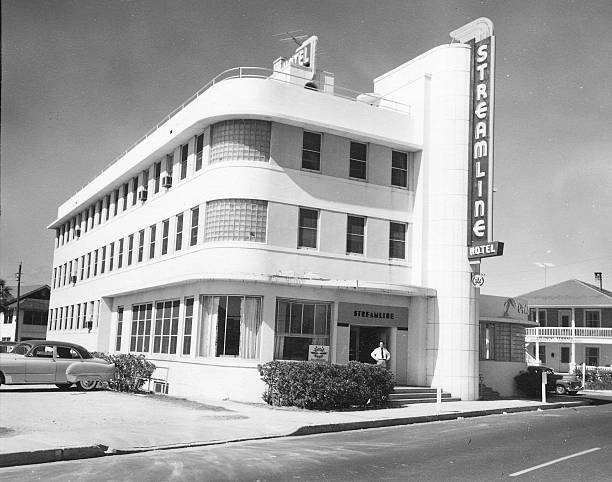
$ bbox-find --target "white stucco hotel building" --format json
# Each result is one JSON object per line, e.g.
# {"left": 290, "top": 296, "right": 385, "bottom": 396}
{"left": 47, "top": 19, "right": 506, "bottom": 402}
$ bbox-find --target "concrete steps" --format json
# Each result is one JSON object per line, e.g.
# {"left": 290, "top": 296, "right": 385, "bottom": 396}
{"left": 388, "top": 386, "right": 461, "bottom": 407}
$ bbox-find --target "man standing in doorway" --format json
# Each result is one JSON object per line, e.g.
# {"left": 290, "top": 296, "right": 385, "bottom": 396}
{"left": 371, "top": 341, "right": 390, "bottom": 368}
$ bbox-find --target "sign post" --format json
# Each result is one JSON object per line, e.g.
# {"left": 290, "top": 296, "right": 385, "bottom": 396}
{"left": 541, "top": 370, "right": 547, "bottom": 404}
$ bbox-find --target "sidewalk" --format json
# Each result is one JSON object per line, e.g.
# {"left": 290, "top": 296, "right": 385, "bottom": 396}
{"left": 0, "top": 385, "right": 593, "bottom": 468}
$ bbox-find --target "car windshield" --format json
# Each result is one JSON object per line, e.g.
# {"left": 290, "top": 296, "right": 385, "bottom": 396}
{"left": 11, "top": 343, "right": 32, "bottom": 355}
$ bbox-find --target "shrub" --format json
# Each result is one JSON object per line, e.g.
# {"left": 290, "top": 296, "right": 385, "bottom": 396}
{"left": 573, "top": 368, "right": 612, "bottom": 390}
{"left": 92, "top": 352, "right": 156, "bottom": 393}
{"left": 258, "top": 361, "right": 394, "bottom": 410}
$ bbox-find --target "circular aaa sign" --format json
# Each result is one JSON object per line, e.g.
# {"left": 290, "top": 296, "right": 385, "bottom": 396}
{"left": 471, "top": 273, "right": 486, "bottom": 288}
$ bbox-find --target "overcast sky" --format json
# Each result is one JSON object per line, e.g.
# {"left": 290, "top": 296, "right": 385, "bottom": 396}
{"left": 1, "top": 0, "right": 611, "bottom": 295}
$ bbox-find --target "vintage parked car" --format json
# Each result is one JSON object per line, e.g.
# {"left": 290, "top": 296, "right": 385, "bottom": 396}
{"left": 516, "top": 365, "right": 582, "bottom": 396}
{"left": 0, "top": 340, "right": 115, "bottom": 390}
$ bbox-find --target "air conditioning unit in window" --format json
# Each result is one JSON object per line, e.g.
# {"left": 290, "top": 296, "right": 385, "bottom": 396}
{"left": 162, "top": 176, "right": 172, "bottom": 188}
{"left": 70, "top": 275, "right": 77, "bottom": 284}
{"left": 138, "top": 189, "right": 148, "bottom": 202}
{"left": 74, "top": 226, "right": 81, "bottom": 237}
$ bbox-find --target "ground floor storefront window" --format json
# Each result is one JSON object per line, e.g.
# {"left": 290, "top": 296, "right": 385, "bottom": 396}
{"left": 198, "top": 296, "right": 261, "bottom": 358}
{"left": 274, "top": 299, "right": 331, "bottom": 361}
{"left": 479, "top": 322, "right": 524, "bottom": 362}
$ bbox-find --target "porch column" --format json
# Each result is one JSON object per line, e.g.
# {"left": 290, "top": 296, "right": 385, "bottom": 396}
{"left": 535, "top": 340, "right": 540, "bottom": 364}
{"left": 570, "top": 307, "right": 576, "bottom": 372}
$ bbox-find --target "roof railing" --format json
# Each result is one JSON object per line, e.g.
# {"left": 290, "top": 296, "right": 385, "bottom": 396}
{"left": 73, "top": 66, "right": 412, "bottom": 194}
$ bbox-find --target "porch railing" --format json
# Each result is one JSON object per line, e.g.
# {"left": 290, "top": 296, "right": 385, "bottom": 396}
{"left": 525, "top": 327, "right": 612, "bottom": 338}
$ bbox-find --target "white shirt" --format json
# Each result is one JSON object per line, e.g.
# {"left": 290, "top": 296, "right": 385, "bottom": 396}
{"left": 371, "top": 346, "right": 390, "bottom": 361}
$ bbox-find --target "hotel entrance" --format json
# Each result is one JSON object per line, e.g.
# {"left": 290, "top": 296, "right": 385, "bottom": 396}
{"left": 349, "top": 326, "right": 391, "bottom": 364}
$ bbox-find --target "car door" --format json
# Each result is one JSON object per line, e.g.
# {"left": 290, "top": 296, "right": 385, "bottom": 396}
{"left": 25, "top": 344, "right": 57, "bottom": 383}
{"left": 55, "top": 346, "right": 82, "bottom": 383}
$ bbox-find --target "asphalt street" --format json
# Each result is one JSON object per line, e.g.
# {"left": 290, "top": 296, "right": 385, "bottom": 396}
{"left": 2, "top": 401, "right": 611, "bottom": 482}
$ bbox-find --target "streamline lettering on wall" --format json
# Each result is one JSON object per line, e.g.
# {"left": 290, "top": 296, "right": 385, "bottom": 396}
{"left": 450, "top": 18, "right": 504, "bottom": 261}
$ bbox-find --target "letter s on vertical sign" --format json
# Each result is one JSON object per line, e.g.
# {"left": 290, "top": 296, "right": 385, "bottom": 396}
{"left": 476, "top": 44, "right": 488, "bottom": 62}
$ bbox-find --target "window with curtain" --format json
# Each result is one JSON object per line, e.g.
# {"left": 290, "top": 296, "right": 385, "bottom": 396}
{"left": 274, "top": 299, "right": 331, "bottom": 361}
{"left": 197, "top": 296, "right": 261, "bottom": 359}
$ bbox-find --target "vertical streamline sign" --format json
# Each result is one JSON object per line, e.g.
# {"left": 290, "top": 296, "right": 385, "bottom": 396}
{"left": 462, "top": 21, "right": 504, "bottom": 260}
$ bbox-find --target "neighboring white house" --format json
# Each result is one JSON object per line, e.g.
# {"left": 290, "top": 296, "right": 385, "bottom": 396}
{"left": 47, "top": 20, "right": 505, "bottom": 402}
{"left": 1, "top": 285, "right": 50, "bottom": 342}
{"left": 522, "top": 279, "right": 612, "bottom": 373}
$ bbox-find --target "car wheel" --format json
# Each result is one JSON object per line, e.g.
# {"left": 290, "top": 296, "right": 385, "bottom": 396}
{"left": 78, "top": 380, "right": 98, "bottom": 391}
{"left": 55, "top": 383, "right": 73, "bottom": 390}
{"left": 555, "top": 385, "right": 567, "bottom": 395}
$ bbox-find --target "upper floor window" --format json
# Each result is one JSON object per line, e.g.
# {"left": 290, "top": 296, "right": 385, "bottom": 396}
{"left": 109, "top": 242, "right": 114, "bottom": 272}
{"left": 204, "top": 199, "right": 267, "bottom": 243}
{"left": 175, "top": 213, "right": 184, "bottom": 251}
{"left": 166, "top": 153, "right": 174, "bottom": 177}
{"left": 100, "top": 246, "right": 106, "bottom": 274}
{"left": 346, "top": 215, "right": 365, "bottom": 254}
{"left": 127, "top": 235, "right": 134, "bottom": 266}
{"left": 585, "top": 310, "right": 601, "bottom": 328}
{"left": 389, "top": 222, "right": 406, "bottom": 259}
{"left": 391, "top": 151, "right": 408, "bottom": 188}
{"left": 113, "top": 189, "right": 119, "bottom": 216}
{"left": 195, "top": 134, "right": 204, "bottom": 171}
{"left": 180, "top": 144, "right": 188, "bottom": 180}
{"left": 137, "top": 229, "right": 145, "bottom": 262}
{"left": 131, "top": 177, "right": 139, "bottom": 206}
{"left": 149, "top": 225, "right": 156, "bottom": 259}
{"left": 349, "top": 142, "right": 367, "bottom": 180}
{"left": 154, "top": 162, "right": 161, "bottom": 194}
{"left": 122, "top": 183, "right": 129, "bottom": 211}
{"left": 190, "top": 207, "right": 199, "bottom": 247}
{"left": 210, "top": 120, "right": 271, "bottom": 164}
{"left": 118, "top": 238, "right": 124, "bottom": 269}
{"left": 298, "top": 208, "right": 318, "bottom": 249}
{"left": 302, "top": 132, "right": 321, "bottom": 171}
{"left": 161, "top": 219, "right": 169, "bottom": 255}
{"left": 104, "top": 194, "right": 111, "bottom": 221}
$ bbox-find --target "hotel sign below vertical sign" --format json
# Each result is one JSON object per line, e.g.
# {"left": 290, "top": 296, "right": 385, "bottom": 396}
{"left": 451, "top": 18, "right": 504, "bottom": 260}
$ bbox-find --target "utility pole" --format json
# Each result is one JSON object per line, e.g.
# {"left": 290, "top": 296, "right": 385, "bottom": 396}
{"left": 14, "top": 262, "right": 22, "bottom": 342}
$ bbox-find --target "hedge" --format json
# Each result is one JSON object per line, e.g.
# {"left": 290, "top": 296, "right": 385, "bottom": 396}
{"left": 574, "top": 368, "right": 612, "bottom": 390}
{"left": 92, "top": 352, "right": 156, "bottom": 392}
{"left": 258, "top": 360, "right": 394, "bottom": 410}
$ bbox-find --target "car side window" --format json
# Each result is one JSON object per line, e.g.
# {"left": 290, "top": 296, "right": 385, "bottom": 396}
{"left": 69, "top": 348, "right": 82, "bottom": 359}
{"left": 56, "top": 346, "right": 73, "bottom": 359}
{"left": 32, "top": 345, "right": 54, "bottom": 358}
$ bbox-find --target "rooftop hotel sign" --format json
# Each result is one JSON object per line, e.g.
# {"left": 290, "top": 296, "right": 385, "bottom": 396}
{"left": 450, "top": 18, "right": 504, "bottom": 261}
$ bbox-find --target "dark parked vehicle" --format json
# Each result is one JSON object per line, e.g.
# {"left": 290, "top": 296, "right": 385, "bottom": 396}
{"left": 515, "top": 365, "right": 582, "bottom": 396}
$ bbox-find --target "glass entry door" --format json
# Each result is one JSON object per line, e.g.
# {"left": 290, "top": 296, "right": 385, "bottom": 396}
{"left": 349, "top": 326, "right": 390, "bottom": 363}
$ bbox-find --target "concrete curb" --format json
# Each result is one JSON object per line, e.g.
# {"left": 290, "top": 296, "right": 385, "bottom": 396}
{"left": 0, "top": 399, "right": 592, "bottom": 469}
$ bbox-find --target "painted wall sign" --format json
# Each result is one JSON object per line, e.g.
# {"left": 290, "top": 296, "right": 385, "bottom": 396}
{"left": 452, "top": 18, "right": 504, "bottom": 261}
{"left": 338, "top": 303, "right": 408, "bottom": 328}
{"left": 290, "top": 36, "right": 318, "bottom": 80}
{"left": 308, "top": 345, "right": 329, "bottom": 362}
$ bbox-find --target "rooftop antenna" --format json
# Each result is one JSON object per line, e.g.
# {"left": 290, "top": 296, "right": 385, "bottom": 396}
{"left": 273, "top": 30, "right": 309, "bottom": 46}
